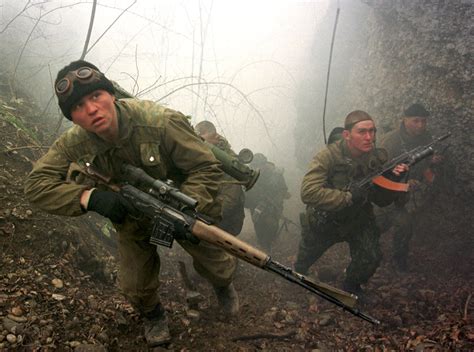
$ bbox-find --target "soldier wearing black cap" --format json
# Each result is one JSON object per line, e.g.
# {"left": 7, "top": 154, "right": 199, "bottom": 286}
{"left": 245, "top": 153, "right": 289, "bottom": 252}
{"left": 295, "top": 110, "right": 408, "bottom": 296}
{"left": 377, "top": 103, "right": 444, "bottom": 271}
{"left": 24, "top": 60, "right": 239, "bottom": 347}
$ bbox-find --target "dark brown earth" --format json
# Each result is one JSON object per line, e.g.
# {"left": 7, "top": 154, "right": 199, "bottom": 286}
{"left": 0, "top": 102, "right": 473, "bottom": 351}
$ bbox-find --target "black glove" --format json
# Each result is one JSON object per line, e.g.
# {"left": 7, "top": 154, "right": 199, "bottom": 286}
{"left": 87, "top": 190, "right": 136, "bottom": 224}
{"left": 349, "top": 184, "right": 366, "bottom": 204}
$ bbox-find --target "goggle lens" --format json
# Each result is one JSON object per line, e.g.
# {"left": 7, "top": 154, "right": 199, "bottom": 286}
{"left": 76, "top": 67, "right": 93, "bottom": 79}
{"left": 56, "top": 78, "right": 70, "bottom": 94}
{"left": 55, "top": 67, "right": 101, "bottom": 101}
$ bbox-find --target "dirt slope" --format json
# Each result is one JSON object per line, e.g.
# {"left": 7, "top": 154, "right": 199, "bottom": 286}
{"left": 0, "top": 103, "right": 472, "bottom": 351}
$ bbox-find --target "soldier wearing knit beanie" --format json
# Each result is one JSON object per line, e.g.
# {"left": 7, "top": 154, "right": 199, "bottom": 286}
{"left": 55, "top": 60, "right": 115, "bottom": 120}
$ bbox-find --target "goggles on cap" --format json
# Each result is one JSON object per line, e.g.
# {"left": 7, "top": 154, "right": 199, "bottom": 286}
{"left": 55, "top": 67, "right": 102, "bottom": 102}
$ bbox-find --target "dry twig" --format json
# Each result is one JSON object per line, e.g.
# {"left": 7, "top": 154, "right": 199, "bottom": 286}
{"left": 232, "top": 330, "right": 297, "bottom": 342}
{"left": 463, "top": 293, "right": 471, "bottom": 321}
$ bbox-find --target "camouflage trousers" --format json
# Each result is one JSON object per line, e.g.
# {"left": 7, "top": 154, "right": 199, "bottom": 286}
{"left": 375, "top": 186, "right": 431, "bottom": 267}
{"left": 251, "top": 208, "right": 282, "bottom": 251}
{"left": 218, "top": 183, "right": 245, "bottom": 236}
{"left": 295, "top": 209, "right": 381, "bottom": 286}
{"left": 375, "top": 204, "right": 413, "bottom": 266}
{"left": 115, "top": 218, "right": 237, "bottom": 315}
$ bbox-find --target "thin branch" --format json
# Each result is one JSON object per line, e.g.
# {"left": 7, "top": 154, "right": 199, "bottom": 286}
{"left": 232, "top": 330, "right": 297, "bottom": 342}
{"left": 1, "top": 145, "right": 50, "bottom": 154}
{"left": 11, "top": 12, "right": 42, "bottom": 97}
{"left": 80, "top": 0, "right": 97, "bottom": 60}
{"left": 463, "top": 293, "right": 472, "bottom": 321}
{"left": 132, "top": 45, "right": 140, "bottom": 95}
{"left": 103, "top": 22, "right": 150, "bottom": 74}
{"left": 321, "top": 6, "right": 340, "bottom": 144}
{"left": 0, "top": 0, "right": 33, "bottom": 34}
{"left": 135, "top": 75, "right": 162, "bottom": 98}
{"left": 157, "top": 81, "right": 276, "bottom": 150}
{"left": 120, "top": 72, "right": 139, "bottom": 92}
{"left": 85, "top": 0, "right": 137, "bottom": 56}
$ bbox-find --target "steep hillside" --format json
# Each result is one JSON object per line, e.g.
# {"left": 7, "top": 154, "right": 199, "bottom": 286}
{"left": 0, "top": 98, "right": 472, "bottom": 350}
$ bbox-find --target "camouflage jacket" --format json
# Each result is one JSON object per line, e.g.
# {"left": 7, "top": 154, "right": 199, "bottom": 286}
{"left": 24, "top": 99, "right": 224, "bottom": 220}
{"left": 380, "top": 123, "right": 433, "bottom": 182}
{"left": 212, "top": 134, "right": 244, "bottom": 207}
{"left": 301, "top": 140, "right": 394, "bottom": 220}
{"left": 245, "top": 162, "right": 288, "bottom": 213}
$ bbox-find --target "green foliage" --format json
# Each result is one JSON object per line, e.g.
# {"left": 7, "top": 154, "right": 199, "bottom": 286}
{"left": 0, "top": 105, "right": 40, "bottom": 145}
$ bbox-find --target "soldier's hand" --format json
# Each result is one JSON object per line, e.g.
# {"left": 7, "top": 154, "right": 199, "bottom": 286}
{"left": 392, "top": 163, "right": 409, "bottom": 177}
{"left": 348, "top": 184, "right": 365, "bottom": 204}
{"left": 87, "top": 189, "right": 136, "bottom": 224}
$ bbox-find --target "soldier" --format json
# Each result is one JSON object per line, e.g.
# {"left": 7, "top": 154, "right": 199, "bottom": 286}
{"left": 327, "top": 127, "right": 344, "bottom": 145}
{"left": 245, "top": 153, "right": 289, "bottom": 252}
{"left": 24, "top": 60, "right": 239, "bottom": 347}
{"left": 195, "top": 120, "right": 246, "bottom": 236}
{"left": 378, "top": 103, "right": 444, "bottom": 270}
{"left": 294, "top": 110, "right": 408, "bottom": 295}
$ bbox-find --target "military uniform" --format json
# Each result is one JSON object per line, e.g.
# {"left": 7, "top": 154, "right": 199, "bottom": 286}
{"left": 24, "top": 98, "right": 237, "bottom": 314}
{"left": 377, "top": 123, "right": 437, "bottom": 268}
{"left": 245, "top": 160, "right": 288, "bottom": 251}
{"left": 295, "top": 139, "right": 397, "bottom": 288}
{"left": 213, "top": 135, "right": 246, "bottom": 236}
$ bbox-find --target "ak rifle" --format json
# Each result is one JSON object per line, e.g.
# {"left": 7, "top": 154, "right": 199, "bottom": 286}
{"left": 353, "top": 132, "right": 451, "bottom": 192}
{"left": 83, "top": 163, "right": 380, "bottom": 325}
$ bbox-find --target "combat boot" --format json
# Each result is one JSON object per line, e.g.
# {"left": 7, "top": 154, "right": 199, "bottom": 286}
{"left": 214, "top": 283, "right": 239, "bottom": 316}
{"left": 143, "top": 304, "right": 171, "bottom": 347}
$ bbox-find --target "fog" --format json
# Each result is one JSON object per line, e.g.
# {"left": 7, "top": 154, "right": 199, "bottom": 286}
{"left": 1, "top": 0, "right": 348, "bottom": 216}
{"left": 1, "top": 0, "right": 330, "bottom": 158}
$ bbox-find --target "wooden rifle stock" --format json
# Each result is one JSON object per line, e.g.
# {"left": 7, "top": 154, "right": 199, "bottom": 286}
{"left": 79, "top": 162, "right": 380, "bottom": 324}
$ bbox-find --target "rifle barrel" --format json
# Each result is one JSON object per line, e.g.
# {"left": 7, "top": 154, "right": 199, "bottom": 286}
{"left": 264, "top": 260, "right": 380, "bottom": 324}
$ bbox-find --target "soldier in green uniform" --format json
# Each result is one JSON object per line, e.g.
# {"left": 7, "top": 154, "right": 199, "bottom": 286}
{"left": 245, "top": 153, "right": 289, "bottom": 252}
{"left": 24, "top": 60, "right": 239, "bottom": 347}
{"left": 378, "top": 103, "right": 444, "bottom": 270}
{"left": 294, "top": 111, "right": 408, "bottom": 295}
{"left": 327, "top": 127, "right": 344, "bottom": 145}
{"left": 194, "top": 120, "right": 246, "bottom": 236}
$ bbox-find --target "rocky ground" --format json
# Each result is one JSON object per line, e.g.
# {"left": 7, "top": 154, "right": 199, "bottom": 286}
{"left": 0, "top": 101, "right": 473, "bottom": 351}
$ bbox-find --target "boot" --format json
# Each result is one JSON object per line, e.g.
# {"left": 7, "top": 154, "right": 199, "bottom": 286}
{"left": 214, "top": 283, "right": 239, "bottom": 316}
{"left": 143, "top": 304, "right": 171, "bottom": 347}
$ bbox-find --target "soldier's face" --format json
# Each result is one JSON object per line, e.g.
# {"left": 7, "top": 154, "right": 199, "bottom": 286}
{"left": 403, "top": 117, "right": 427, "bottom": 136}
{"left": 343, "top": 120, "right": 376, "bottom": 156}
{"left": 70, "top": 90, "right": 117, "bottom": 138}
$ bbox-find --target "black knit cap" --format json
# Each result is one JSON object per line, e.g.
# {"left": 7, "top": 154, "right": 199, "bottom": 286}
{"left": 403, "top": 103, "right": 430, "bottom": 118}
{"left": 55, "top": 60, "right": 115, "bottom": 120}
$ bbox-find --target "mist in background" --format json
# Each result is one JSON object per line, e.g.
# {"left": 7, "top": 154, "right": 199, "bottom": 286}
{"left": 0, "top": 0, "right": 377, "bottom": 218}
{"left": 1, "top": 1, "right": 326, "bottom": 154}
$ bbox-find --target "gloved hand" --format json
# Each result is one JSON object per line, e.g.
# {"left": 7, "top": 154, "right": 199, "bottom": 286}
{"left": 87, "top": 190, "right": 136, "bottom": 224}
{"left": 348, "top": 184, "right": 366, "bottom": 204}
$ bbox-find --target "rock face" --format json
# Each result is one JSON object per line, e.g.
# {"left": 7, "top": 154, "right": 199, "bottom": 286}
{"left": 295, "top": 0, "right": 473, "bottom": 197}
